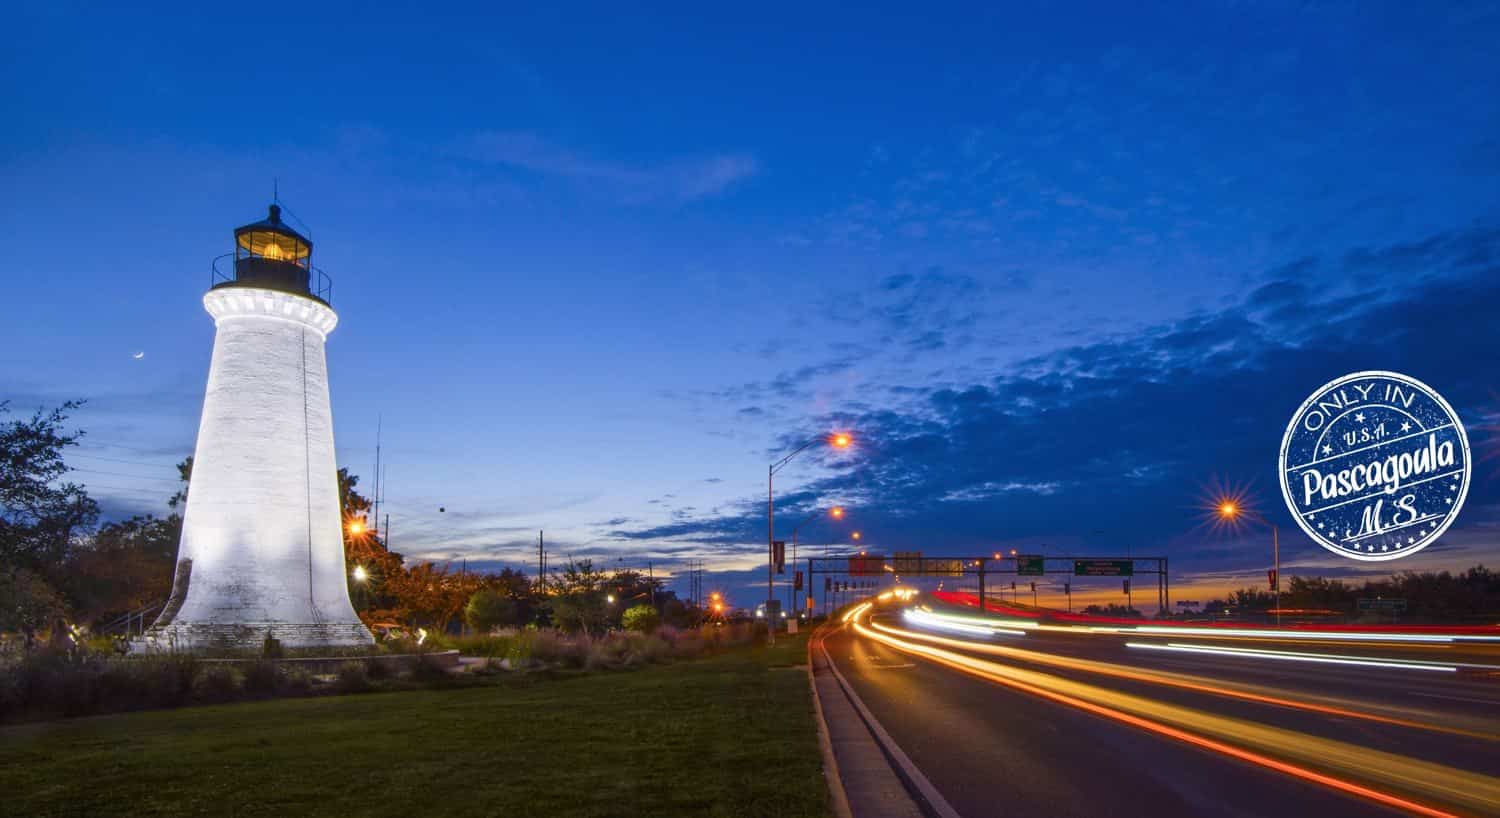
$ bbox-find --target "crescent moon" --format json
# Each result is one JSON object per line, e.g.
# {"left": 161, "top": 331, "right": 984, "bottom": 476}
{"left": 132, "top": 351, "right": 145, "bottom": 360}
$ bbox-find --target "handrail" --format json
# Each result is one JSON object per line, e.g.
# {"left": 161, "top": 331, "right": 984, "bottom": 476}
{"left": 208, "top": 254, "right": 334, "bottom": 306}
{"left": 98, "top": 599, "right": 166, "bottom": 636}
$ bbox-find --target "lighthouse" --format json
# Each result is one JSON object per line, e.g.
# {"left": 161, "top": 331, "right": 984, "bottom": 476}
{"left": 148, "top": 204, "right": 372, "bottom": 649}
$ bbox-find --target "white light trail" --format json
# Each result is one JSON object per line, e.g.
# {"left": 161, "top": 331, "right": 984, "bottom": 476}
{"left": 904, "top": 607, "right": 1027, "bottom": 638}
{"left": 1126, "top": 641, "right": 1463, "bottom": 672}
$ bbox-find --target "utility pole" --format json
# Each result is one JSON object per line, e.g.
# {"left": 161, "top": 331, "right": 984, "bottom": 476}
{"left": 537, "top": 530, "right": 546, "bottom": 593}
{"left": 372, "top": 415, "right": 381, "bottom": 527}
{"left": 767, "top": 464, "right": 775, "bottom": 644}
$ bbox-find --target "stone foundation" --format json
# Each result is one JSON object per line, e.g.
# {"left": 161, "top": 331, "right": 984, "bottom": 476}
{"left": 140, "top": 621, "right": 374, "bottom": 652}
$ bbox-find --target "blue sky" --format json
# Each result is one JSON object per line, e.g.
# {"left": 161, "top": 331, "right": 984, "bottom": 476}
{"left": 4, "top": 2, "right": 1499, "bottom": 608}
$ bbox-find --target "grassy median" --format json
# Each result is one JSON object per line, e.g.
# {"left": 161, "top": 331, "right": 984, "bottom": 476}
{"left": 0, "top": 632, "right": 826, "bottom": 818}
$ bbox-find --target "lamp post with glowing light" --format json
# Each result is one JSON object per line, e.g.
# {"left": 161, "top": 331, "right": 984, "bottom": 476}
{"left": 767, "top": 432, "right": 852, "bottom": 642}
{"left": 1217, "top": 500, "right": 1281, "bottom": 625}
{"left": 787, "top": 505, "right": 847, "bottom": 616}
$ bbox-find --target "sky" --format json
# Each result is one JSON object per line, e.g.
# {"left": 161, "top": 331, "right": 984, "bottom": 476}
{"left": 4, "top": 2, "right": 1500, "bottom": 611}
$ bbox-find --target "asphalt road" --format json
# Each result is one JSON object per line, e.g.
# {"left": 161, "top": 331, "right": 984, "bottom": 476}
{"left": 822, "top": 602, "right": 1500, "bottom": 818}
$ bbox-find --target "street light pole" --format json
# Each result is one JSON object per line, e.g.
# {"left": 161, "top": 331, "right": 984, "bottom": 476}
{"left": 787, "top": 506, "right": 846, "bottom": 619}
{"left": 1216, "top": 500, "right": 1282, "bottom": 626}
{"left": 1273, "top": 524, "right": 1280, "bottom": 626}
{"left": 767, "top": 463, "right": 774, "bottom": 641}
{"left": 767, "top": 433, "right": 851, "bottom": 644}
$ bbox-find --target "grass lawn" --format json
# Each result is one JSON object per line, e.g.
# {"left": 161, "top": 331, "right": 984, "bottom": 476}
{"left": 0, "top": 632, "right": 828, "bottom": 818}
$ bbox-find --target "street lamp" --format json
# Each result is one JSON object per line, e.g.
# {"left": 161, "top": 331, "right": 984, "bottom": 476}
{"left": 352, "top": 565, "right": 369, "bottom": 582}
{"left": 768, "top": 431, "right": 853, "bottom": 643}
{"left": 1216, "top": 498, "right": 1281, "bottom": 625}
{"left": 787, "top": 505, "right": 850, "bottom": 618}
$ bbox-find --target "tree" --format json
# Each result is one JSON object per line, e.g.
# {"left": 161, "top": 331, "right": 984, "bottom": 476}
{"left": 168, "top": 456, "right": 193, "bottom": 511}
{"left": 0, "top": 401, "right": 99, "bottom": 575}
{"left": 0, "top": 567, "right": 69, "bottom": 647}
{"left": 621, "top": 604, "right": 660, "bottom": 633}
{"left": 549, "top": 559, "right": 610, "bottom": 635}
{"left": 383, "top": 561, "right": 484, "bottom": 634}
{"left": 338, "top": 468, "right": 405, "bottom": 616}
{"left": 465, "top": 589, "right": 520, "bottom": 633}
{"left": 63, "top": 514, "right": 177, "bottom": 624}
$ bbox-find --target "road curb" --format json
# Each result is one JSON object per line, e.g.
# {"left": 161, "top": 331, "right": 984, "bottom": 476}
{"left": 808, "top": 626, "right": 856, "bottom": 818}
{"left": 810, "top": 620, "right": 961, "bottom": 818}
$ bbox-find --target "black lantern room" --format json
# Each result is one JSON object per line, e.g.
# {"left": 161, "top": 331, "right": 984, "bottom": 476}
{"left": 212, "top": 204, "right": 330, "bottom": 303}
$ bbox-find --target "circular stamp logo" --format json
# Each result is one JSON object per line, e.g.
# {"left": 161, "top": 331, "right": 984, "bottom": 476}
{"left": 1279, "top": 371, "right": 1470, "bottom": 561}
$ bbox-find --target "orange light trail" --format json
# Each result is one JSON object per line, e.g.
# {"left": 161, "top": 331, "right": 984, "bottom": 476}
{"left": 850, "top": 609, "right": 1494, "bottom": 817}
{"left": 868, "top": 620, "right": 1493, "bottom": 740}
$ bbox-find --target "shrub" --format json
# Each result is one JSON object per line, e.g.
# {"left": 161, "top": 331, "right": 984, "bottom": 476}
{"left": 196, "top": 665, "right": 242, "bottom": 702}
{"left": 405, "top": 655, "right": 454, "bottom": 685}
{"left": 505, "top": 631, "right": 535, "bottom": 668}
{"left": 528, "top": 627, "right": 585, "bottom": 666}
{"left": 621, "top": 604, "right": 661, "bottom": 633}
{"left": 637, "top": 635, "right": 672, "bottom": 664}
{"left": 465, "top": 590, "right": 520, "bottom": 633}
{"left": 333, "top": 661, "right": 371, "bottom": 694}
{"left": 439, "top": 633, "right": 514, "bottom": 658}
{"left": 241, "top": 660, "right": 281, "bottom": 696}
{"left": 363, "top": 657, "right": 392, "bottom": 681}
{"left": 586, "top": 635, "right": 635, "bottom": 670}
{"left": 280, "top": 666, "right": 314, "bottom": 694}
{"left": 671, "top": 633, "right": 706, "bottom": 659}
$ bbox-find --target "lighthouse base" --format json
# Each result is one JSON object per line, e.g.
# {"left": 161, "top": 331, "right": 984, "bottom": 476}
{"left": 140, "top": 621, "right": 374, "bottom": 652}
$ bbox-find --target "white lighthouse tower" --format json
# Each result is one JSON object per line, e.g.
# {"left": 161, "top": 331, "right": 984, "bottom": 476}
{"left": 149, "top": 204, "right": 372, "bottom": 649}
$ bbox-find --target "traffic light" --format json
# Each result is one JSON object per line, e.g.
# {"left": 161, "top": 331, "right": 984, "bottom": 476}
{"left": 825, "top": 577, "right": 832, "bottom": 591}
{"left": 794, "top": 570, "right": 803, "bottom": 591}
{"left": 773, "top": 540, "right": 786, "bottom": 573}
{"left": 1268, "top": 568, "right": 1279, "bottom": 591}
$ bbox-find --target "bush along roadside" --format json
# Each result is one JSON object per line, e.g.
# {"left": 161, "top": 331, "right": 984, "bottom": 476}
{"left": 0, "top": 621, "right": 769, "bottom": 724}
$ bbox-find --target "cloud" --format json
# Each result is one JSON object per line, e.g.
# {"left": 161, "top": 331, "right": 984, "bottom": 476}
{"left": 461, "top": 131, "right": 756, "bottom": 202}
{"left": 607, "top": 227, "right": 1500, "bottom": 590}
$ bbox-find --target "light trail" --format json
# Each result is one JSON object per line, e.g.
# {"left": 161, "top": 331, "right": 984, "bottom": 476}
{"left": 1122, "top": 626, "right": 1500, "bottom": 645}
{"left": 1126, "top": 641, "right": 1467, "bottom": 672}
{"left": 865, "top": 619, "right": 1499, "bottom": 740}
{"left": 932, "top": 591, "right": 1500, "bottom": 643}
{"left": 847, "top": 607, "right": 1500, "bottom": 817}
{"left": 903, "top": 608, "right": 1027, "bottom": 638}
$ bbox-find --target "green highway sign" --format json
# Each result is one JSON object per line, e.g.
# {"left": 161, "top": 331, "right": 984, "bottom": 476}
{"left": 1073, "top": 559, "right": 1134, "bottom": 577}
{"left": 1017, "top": 555, "right": 1045, "bottom": 576}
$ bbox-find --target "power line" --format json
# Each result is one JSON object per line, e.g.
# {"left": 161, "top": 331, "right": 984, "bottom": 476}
{"left": 70, "top": 453, "right": 183, "bottom": 468}
{"left": 68, "top": 468, "right": 181, "bottom": 483}
{"left": 74, "top": 442, "right": 192, "bottom": 456}
{"left": 73, "top": 483, "right": 173, "bottom": 496}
